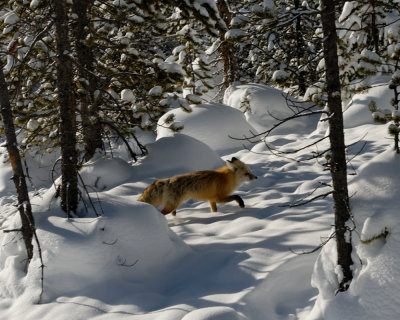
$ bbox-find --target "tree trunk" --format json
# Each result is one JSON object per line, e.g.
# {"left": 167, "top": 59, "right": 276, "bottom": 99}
{"left": 320, "top": 0, "right": 353, "bottom": 292}
{"left": 54, "top": 0, "right": 79, "bottom": 217}
{"left": 369, "top": 0, "right": 380, "bottom": 53}
{"left": 294, "top": 0, "right": 306, "bottom": 95}
{"left": 217, "top": 0, "right": 237, "bottom": 88}
{"left": 0, "top": 62, "right": 34, "bottom": 262}
{"left": 72, "top": 0, "right": 103, "bottom": 162}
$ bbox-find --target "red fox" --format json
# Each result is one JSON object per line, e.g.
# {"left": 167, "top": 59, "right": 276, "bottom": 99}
{"left": 139, "top": 157, "right": 257, "bottom": 215}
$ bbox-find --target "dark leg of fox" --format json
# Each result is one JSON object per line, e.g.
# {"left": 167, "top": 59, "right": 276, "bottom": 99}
{"left": 161, "top": 201, "right": 179, "bottom": 215}
{"left": 220, "top": 195, "right": 245, "bottom": 208}
{"left": 210, "top": 201, "right": 217, "bottom": 212}
{"left": 161, "top": 206, "right": 173, "bottom": 215}
{"left": 172, "top": 210, "right": 177, "bottom": 216}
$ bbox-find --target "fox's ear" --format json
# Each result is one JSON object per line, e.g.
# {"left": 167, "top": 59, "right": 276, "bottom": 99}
{"left": 225, "top": 159, "right": 236, "bottom": 171}
{"left": 231, "top": 157, "right": 238, "bottom": 162}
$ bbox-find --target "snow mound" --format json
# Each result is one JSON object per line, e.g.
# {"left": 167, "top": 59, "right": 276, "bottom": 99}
{"left": 224, "top": 83, "right": 319, "bottom": 134}
{"left": 31, "top": 199, "right": 190, "bottom": 303}
{"left": 135, "top": 134, "right": 224, "bottom": 178}
{"left": 18, "top": 149, "right": 60, "bottom": 190}
{"left": 350, "top": 148, "right": 400, "bottom": 215}
{"left": 79, "top": 155, "right": 133, "bottom": 190}
{"left": 343, "top": 77, "right": 393, "bottom": 128}
{"left": 157, "top": 103, "right": 257, "bottom": 155}
{"left": 243, "top": 254, "right": 318, "bottom": 320}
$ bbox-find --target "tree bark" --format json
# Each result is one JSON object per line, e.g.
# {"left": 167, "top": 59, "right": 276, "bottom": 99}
{"left": 369, "top": 0, "right": 380, "bottom": 53}
{"left": 294, "top": 0, "right": 306, "bottom": 95}
{"left": 72, "top": 0, "right": 103, "bottom": 162}
{"left": 217, "top": 0, "right": 237, "bottom": 88}
{"left": 54, "top": 0, "right": 79, "bottom": 216}
{"left": 320, "top": 0, "right": 353, "bottom": 292}
{"left": 0, "top": 62, "right": 34, "bottom": 262}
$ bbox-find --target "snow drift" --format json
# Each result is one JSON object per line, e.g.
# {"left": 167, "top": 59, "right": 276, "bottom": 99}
{"left": 157, "top": 103, "right": 257, "bottom": 155}
{"left": 224, "top": 83, "right": 319, "bottom": 135}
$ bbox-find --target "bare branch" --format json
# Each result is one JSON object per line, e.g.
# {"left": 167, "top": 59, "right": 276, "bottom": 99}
{"left": 78, "top": 172, "right": 102, "bottom": 217}
{"left": 230, "top": 105, "right": 326, "bottom": 141}
{"left": 103, "top": 239, "right": 118, "bottom": 245}
{"left": 283, "top": 190, "right": 333, "bottom": 208}
{"left": 116, "top": 256, "right": 139, "bottom": 268}
{"left": 290, "top": 231, "right": 336, "bottom": 255}
{"left": 102, "top": 121, "right": 138, "bottom": 161}
{"left": 3, "top": 228, "right": 23, "bottom": 233}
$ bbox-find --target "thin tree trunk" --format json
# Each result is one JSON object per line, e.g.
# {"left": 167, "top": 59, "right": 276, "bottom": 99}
{"left": 294, "top": 0, "right": 306, "bottom": 95}
{"left": 320, "top": 0, "right": 353, "bottom": 292}
{"left": 369, "top": 0, "right": 380, "bottom": 53}
{"left": 72, "top": 0, "right": 103, "bottom": 162}
{"left": 217, "top": 0, "right": 237, "bottom": 88}
{"left": 0, "top": 62, "right": 34, "bottom": 262}
{"left": 54, "top": 0, "right": 78, "bottom": 216}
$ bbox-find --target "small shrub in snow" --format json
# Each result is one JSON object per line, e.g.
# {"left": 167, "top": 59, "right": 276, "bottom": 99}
{"left": 224, "top": 29, "right": 247, "bottom": 42}
{"left": 391, "top": 71, "right": 400, "bottom": 87}
{"left": 239, "top": 89, "right": 252, "bottom": 113}
{"left": 367, "top": 100, "right": 377, "bottom": 113}
{"left": 185, "top": 93, "right": 202, "bottom": 104}
{"left": 392, "top": 110, "right": 400, "bottom": 122}
{"left": 388, "top": 123, "right": 400, "bottom": 135}
{"left": 148, "top": 86, "right": 163, "bottom": 97}
{"left": 372, "top": 111, "right": 387, "bottom": 124}
{"left": 360, "top": 227, "right": 389, "bottom": 245}
{"left": 271, "top": 69, "right": 289, "bottom": 86}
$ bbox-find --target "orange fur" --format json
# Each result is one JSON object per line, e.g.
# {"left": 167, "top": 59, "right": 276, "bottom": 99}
{"left": 139, "top": 158, "right": 257, "bottom": 215}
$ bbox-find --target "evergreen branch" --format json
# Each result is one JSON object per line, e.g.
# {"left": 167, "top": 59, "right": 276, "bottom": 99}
{"left": 360, "top": 228, "right": 389, "bottom": 245}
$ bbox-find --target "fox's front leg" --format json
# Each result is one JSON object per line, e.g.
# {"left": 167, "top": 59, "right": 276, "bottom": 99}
{"left": 230, "top": 195, "right": 245, "bottom": 208}
{"left": 161, "top": 201, "right": 178, "bottom": 215}
{"left": 209, "top": 201, "right": 217, "bottom": 212}
{"left": 218, "top": 195, "right": 245, "bottom": 208}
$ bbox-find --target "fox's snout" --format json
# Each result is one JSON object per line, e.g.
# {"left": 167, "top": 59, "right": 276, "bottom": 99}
{"left": 248, "top": 173, "right": 257, "bottom": 180}
{"left": 244, "top": 172, "right": 257, "bottom": 180}
{"left": 227, "top": 157, "right": 257, "bottom": 181}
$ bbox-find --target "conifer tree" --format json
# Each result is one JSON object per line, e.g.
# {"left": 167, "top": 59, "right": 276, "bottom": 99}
{"left": 338, "top": 0, "right": 400, "bottom": 93}
{"left": 72, "top": 0, "right": 103, "bottom": 161}
{"left": 53, "top": 0, "right": 79, "bottom": 216}
{"left": 0, "top": 58, "right": 34, "bottom": 262}
{"left": 225, "top": 0, "right": 321, "bottom": 96}
{"left": 217, "top": 0, "right": 237, "bottom": 88}
{"left": 338, "top": 1, "right": 400, "bottom": 152}
{"left": 166, "top": 14, "right": 215, "bottom": 107}
{"left": 320, "top": 0, "right": 353, "bottom": 292}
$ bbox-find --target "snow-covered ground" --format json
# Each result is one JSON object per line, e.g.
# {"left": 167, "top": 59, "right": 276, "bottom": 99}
{"left": 0, "top": 82, "right": 398, "bottom": 319}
